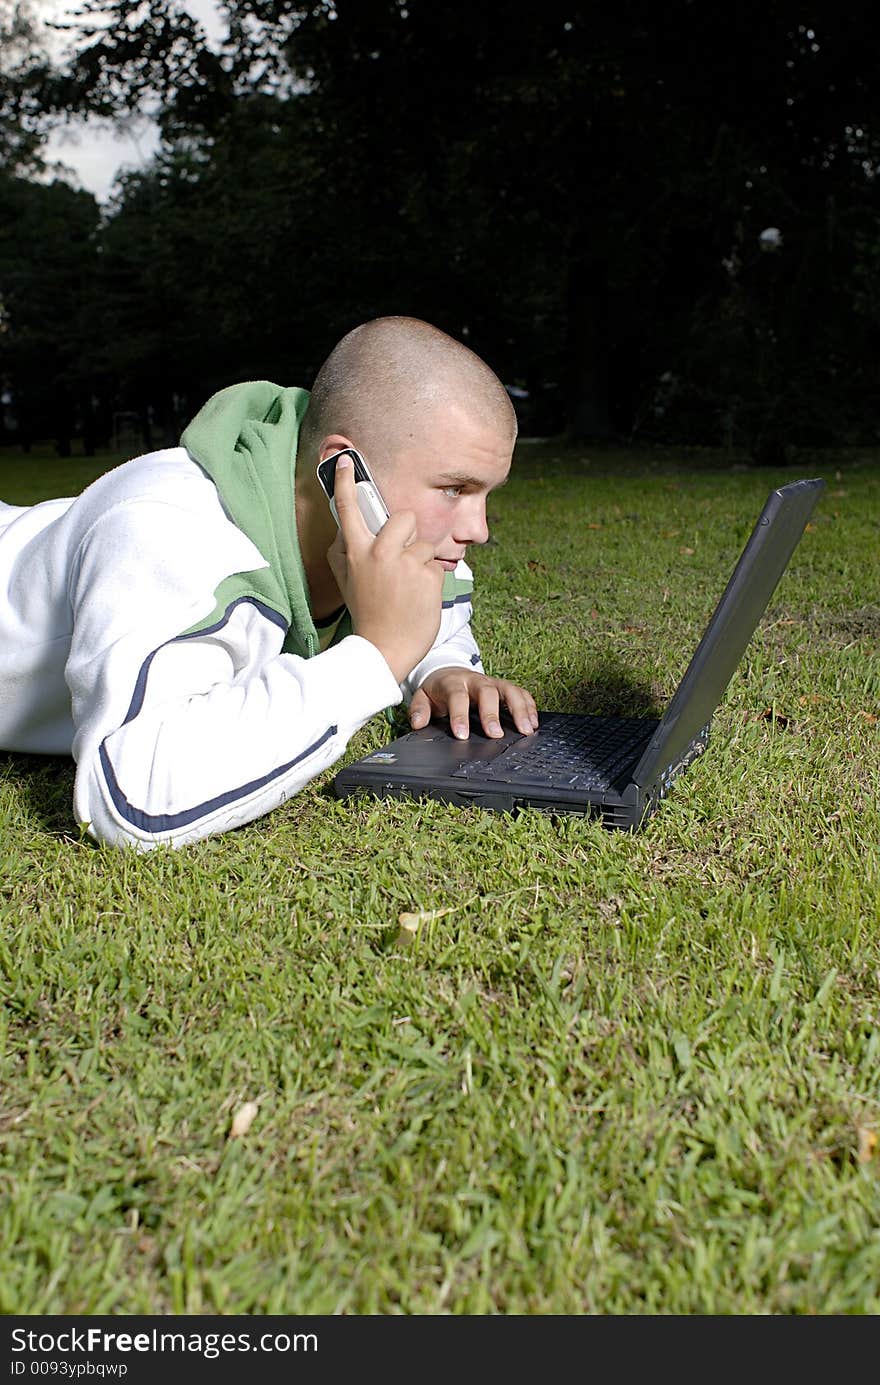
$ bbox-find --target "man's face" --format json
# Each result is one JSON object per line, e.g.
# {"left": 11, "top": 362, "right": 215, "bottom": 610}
{"left": 372, "top": 403, "right": 513, "bottom": 570}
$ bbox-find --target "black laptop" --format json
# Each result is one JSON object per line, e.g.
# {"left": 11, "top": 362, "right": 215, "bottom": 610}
{"left": 333, "top": 478, "right": 825, "bottom": 831}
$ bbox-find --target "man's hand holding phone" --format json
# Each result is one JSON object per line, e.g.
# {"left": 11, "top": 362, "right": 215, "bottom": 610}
{"left": 327, "top": 453, "right": 444, "bottom": 683}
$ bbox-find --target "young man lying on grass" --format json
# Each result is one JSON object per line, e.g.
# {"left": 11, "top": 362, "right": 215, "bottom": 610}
{"left": 0, "top": 316, "right": 538, "bottom": 849}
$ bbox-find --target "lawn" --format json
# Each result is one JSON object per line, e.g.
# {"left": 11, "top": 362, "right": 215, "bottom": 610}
{"left": 1, "top": 440, "right": 878, "bottom": 1314}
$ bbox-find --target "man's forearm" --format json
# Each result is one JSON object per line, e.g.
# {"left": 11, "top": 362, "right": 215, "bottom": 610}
{"left": 72, "top": 635, "right": 401, "bottom": 850}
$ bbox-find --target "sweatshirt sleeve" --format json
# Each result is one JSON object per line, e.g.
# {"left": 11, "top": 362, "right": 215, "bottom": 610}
{"left": 66, "top": 501, "right": 402, "bottom": 850}
{"left": 399, "top": 560, "right": 484, "bottom": 702}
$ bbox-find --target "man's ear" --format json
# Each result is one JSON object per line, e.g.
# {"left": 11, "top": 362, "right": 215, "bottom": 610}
{"left": 318, "top": 434, "right": 356, "bottom": 462}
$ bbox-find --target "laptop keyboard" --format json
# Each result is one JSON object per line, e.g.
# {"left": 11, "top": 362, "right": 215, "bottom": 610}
{"left": 451, "top": 714, "right": 656, "bottom": 791}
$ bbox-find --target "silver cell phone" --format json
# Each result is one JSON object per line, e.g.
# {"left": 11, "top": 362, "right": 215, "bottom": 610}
{"left": 316, "top": 448, "right": 390, "bottom": 536}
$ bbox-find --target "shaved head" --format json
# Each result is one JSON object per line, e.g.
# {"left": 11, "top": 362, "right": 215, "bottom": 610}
{"left": 300, "top": 316, "right": 517, "bottom": 470}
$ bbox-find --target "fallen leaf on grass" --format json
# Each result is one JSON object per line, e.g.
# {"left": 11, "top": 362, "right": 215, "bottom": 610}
{"left": 678, "top": 546, "right": 695, "bottom": 555}
{"left": 394, "top": 918, "right": 421, "bottom": 949}
{"left": 857, "top": 710, "right": 878, "bottom": 725}
{"left": 394, "top": 905, "right": 457, "bottom": 948}
{"left": 857, "top": 1127, "right": 877, "bottom": 1164}
{"left": 229, "top": 1101, "right": 259, "bottom": 1139}
{"left": 399, "top": 907, "right": 452, "bottom": 929}
{"left": 758, "top": 707, "right": 791, "bottom": 729}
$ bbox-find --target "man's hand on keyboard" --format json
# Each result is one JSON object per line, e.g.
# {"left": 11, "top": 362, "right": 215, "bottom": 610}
{"left": 409, "top": 667, "right": 539, "bottom": 741}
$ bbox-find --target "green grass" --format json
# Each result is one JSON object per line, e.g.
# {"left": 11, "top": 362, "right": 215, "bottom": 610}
{"left": 1, "top": 441, "right": 878, "bottom": 1315}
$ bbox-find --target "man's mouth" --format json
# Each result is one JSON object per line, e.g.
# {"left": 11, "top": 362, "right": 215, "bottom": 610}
{"left": 436, "top": 557, "right": 462, "bottom": 571}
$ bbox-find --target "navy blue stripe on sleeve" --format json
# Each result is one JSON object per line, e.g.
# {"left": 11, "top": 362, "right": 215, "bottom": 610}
{"left": 100, "top": 596, "right": 334, "bottom": 834}
{"left": 98, "top": 725, "right": 337, "bottom": 834}
{"left": 122, "top": 597, "right": 288, "bottom": 725}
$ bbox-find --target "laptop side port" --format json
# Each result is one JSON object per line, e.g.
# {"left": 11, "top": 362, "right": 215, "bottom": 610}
{"left": 658, "top": 722, "right": 712, "bottom": 798}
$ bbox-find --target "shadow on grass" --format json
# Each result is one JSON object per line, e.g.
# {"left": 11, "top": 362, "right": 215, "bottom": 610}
{"left": 0, "top": 753, "right": 79, "bottom": 840}
{"left": 557, "top": 654, "right": 664, "bottom": 718}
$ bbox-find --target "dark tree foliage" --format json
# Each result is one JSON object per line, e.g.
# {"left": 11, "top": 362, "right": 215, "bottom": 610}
{"left": 0, "top": 173, "right": 103, "bottom": 452}
{"left": 0, "top": 0, "right": 54, "bottom": 172}
{"left": 3, "top": 0, "right": 879, "bottom": 456}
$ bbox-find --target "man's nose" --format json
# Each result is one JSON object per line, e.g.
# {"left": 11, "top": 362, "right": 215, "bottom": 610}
{"left": 454, "top": 497, "right": 490, "bottom": 546}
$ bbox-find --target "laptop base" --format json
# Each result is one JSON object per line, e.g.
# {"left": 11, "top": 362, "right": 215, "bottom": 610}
{"left": 332, "top": 715, "right": 712, "bottom": 831}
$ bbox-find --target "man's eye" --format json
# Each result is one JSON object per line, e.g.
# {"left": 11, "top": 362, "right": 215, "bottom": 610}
{"left": 442, "top": 485, "right": 464, "bottom": 498}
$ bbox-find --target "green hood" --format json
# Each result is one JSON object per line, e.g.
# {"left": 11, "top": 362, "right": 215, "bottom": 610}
{"left": 180, "top": 380, "right": 340, "bottom": 657}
